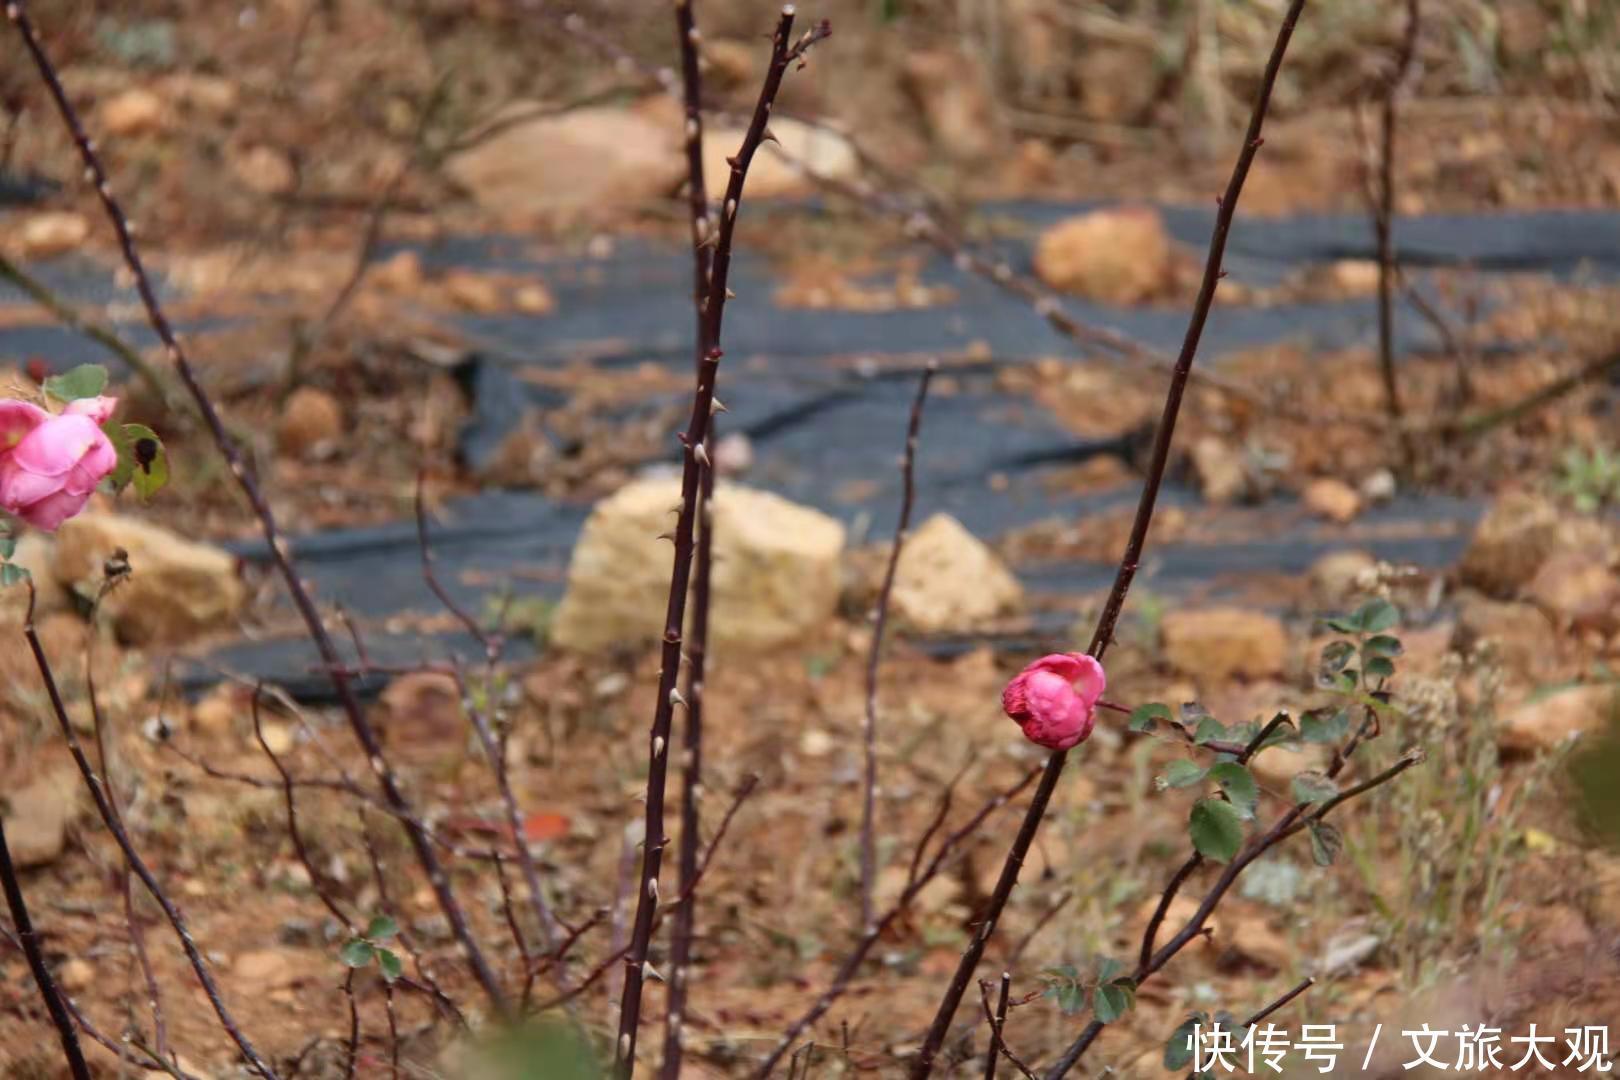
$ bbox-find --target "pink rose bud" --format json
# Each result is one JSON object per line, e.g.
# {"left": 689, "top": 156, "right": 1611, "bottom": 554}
{"left": 1002, "top": 652, "right": 1106, "bottom": 750}
{"left": 0, "top": 396, "right": 120, "bottom": 531}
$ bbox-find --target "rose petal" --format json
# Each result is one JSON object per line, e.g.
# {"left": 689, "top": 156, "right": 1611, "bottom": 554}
{"left": 11, "top": 487, "right": 92, "bottom": 531}
{"left": 63, "top": 395, "right": 118, "bottom": 424}
{"left": 0, "top": 400, "right": 49, "bottom": 450}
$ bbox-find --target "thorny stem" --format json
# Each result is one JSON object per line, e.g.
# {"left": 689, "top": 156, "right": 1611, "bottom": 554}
{"left": 1043, "top": 749, "right": 1421, "bottom": 1077}
{"left": 750, "top": 766, "right": 1041, "bottom": 1078}
{"left": 860, "top": 364, "right": 937, "bottom": 932}
{"left": 1375, "top": 0, "right": 1420, "bottom": 462}
{"left": 0, "top": 818, "right": 92, "bottom": 1080}
{"left": 614, "top": 10, "right": 829, "bottom": 1074}
{"left": 662, "top": 1, "right": 716, "bottom": 1072}
{"left": 3, "top": 0, "right": 506, "bottom": 1010}
{"left": 19, "top": 583, "right": 280, "bottom": 1078}
{"left": 909, "top": 4, "right": 1309, "bottom": 1073}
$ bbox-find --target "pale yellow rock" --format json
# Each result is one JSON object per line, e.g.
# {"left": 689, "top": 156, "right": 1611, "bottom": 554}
{"left": 98, "top": 88, "right": 167, "bottom": 136}
{"left": 887, "top": 513, "right": 1022, "bottom": 633}
{"left": 552, "top": 478, "right": 845, "bottom": 651}
{"left": 1523, "top": 551, "right": 1620, "bottom": 629}
{"left": 1, "top": 761, "right": 81, "bottom": 869}
{"left": 1302, "top": 477, "right": 1361, "bottom": 523}
{"left": 447, "top": 102, "right": 684, "bottom": 217}
{"left": 701, "top": 116, "right": 858, "bottom": 199}
{"left": 15, "top": 212, "right": 90, "bottom": 259}
{"left": 1249, "top": 740, "right": 1329, "bottom": 790}
{"left": 1454, "top": 592, "right": 1557, "bottom": 680}
{"left": 1191, "top": 435, "right": 1248, "bottom": 504}
{"left": 57, "top": 958, "right": 95, "bottom": 993}
{"left": 1307, "top": 550, "right": 1377, "bottom": 606}
{"left": 53, "top": 513, "right": 246, "bottom": 645}
{"left": 1499, "top": 684, "right": 1617, "bottom": 751}
{"left": 1033, "top": 206, "right": 1172, "bottom": 305}
{"left": 230, "top": 144, "right": 297, "bottom": 196}
{"left": 276, "top": 386, "right": 344, "bottom": 457}
{"left": 1161, "top": 607, "right": 1289, "bottom": 681}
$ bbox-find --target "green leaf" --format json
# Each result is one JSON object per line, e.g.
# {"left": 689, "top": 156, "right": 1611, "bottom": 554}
{"left": 1292, "top": 771, "right": 1338, "bottom": 805}
{"left": 1189, "top": 797, "right": 1244, "bottom": 862}
{"left": 1207, "top": 761, "right": 1259, "bottom": 819}
{"left": 1192, "top": 715, "right": 1228, "bottom": 746}
{"left": 1094, "top": 956, "right": 1124, "bottom": 983}
{"left": 1163, "top": 759, "right": 1207, "bottom": 789}
{"left": 1363, "top": 656, "right": 1396, "bottom": 681}
{"left": 0, "top": 538, "right": 14, "bottom": 560}
{"left": 365, "top": 914, "right": 399, "bottom": 941}
{"left": 123, "top": 424, "right": 169, "bottom": 501}
{"left": 1128, "top": 703, "right": 1172, "bottom": 733}
{"left": 0, "top": 562, "right": 29, "bottom": 587}
{"left": 1299, "top": 707, "right": 1349, "bottom": 744}
{"left": 43, "top": 364, "right": 108, "bottom": 403}
{"left": 1318, "top": 639, "right": 1355, "bottom": 674}
{"left": 1056, "top": 983, "right": 1086, "bottom": 1015}
{"left": 1308, "top": 821, "right": 1344, "bottom": 866}
{"left": 376, "top": 947, "right": 403, "bottom": 982}
{"left": 1093, "top": 982, "right": 1133, "bottom": 1023}
{"left": 339, "top": 939, "right": 375, "bottom": 969}
{"left": 1164, "top": 1014, "right": 1206, "bottom": 1070}
{"left": 1363, "top": 634, "right": 1403, "bottom": 657}
{"left": 1355, "top": 598, "right": 1399, "bottom": 633}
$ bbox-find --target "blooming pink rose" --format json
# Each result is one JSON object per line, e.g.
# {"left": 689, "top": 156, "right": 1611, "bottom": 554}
{"left": 1002, "top": 652, "right": 1106, "bottom": 750}
{"left": 0, "top": 395, "right": 120, "bottom": 531}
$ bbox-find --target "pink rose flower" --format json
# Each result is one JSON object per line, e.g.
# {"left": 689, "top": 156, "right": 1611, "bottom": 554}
{"left": 1002, "top": 652, "right": 1106, "bottom": 750}
{"left": 0, "top": 395, "right": 120, "bottom": 531}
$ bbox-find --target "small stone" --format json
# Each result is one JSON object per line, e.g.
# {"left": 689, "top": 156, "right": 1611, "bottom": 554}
{"left": 15, "top": 212, "right": 90, "bottom": 259}
{"left": 1499, "top": 684, "right": 1617, "bottom": 752}
{"left": 798, "top": 729, "right": 833, "bottom": 758}
{"left": 370, "top": 250, "right": 424, "bottom": 293}
{"left": 1033, "top": 206, "right": 1172, "bottom": 305}
{"left": 230, "top": 144, "right": 297, "bottom": 197}
{"left": 276, "top": 386, "right": 344, "bottom": 458}
{"left": 1, "top": 761, "right": 81, "bottom": 869}
{"left": 513, "top": 283, "right": 556, "bottom": 315}
{"left": 1360, "top": 468, "right": 1397, "bottom": 503}
{"left": 1523, "top": 551, "right": 1620, "bottom": 631}
{"left": 1248, "top": 741, "right": 1329, "bottom": 790}
{"left": 1161, "top": 608, "right": 1289, "bottom": 681}
{"left": 57, "top": 958, "right": 94, "bottom": 993}
{"left": 1302, "top": 478, "right": 1361, "bottom": 523}
{"left": 1454, "top": 593, "right": 1557, "bottom": 680}
{"left": 1307, "top": 550, "right": 1377, "bottom": 607}
{"left": 190, "top": 689, "right": 238, "bottom": 737}
{"left": 98, "top": 88, "right": 167, "bottom": 137}
{"left": 1323, "top": 259, "right": 1382, "bottom": 297}
{"left": 442, "top": 269, "right": 506, "bottom": 314}
{"left": 1459, "top": 490, "right": 1614, "bottom": 597}
{"left": 886, "top": 513, "right": 1023, "bottom": 633}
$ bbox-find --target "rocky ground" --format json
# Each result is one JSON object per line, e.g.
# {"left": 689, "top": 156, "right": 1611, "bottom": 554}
{"left": 2, "top": 1, "right": 1620, "bottom": 1077}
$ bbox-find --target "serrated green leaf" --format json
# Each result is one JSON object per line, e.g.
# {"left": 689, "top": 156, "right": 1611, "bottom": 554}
{"left": 339, "top": 939, "right": 375, "bottom": 968}
{"left": 1308, "top": 821, "right": 1344, "bottom": 866}
{"left": 1364, "top": 656, "right": 1396, "bottom": 681}
{"left": 1129, "top": 702, "right": 1172, "bottom": 733}
{"left": 1164, "top": 1014, "right": 1204, "bottom": 1070}
{"left": 43, "top": 364, "right": 108, "bottom": 403}
{"left": 1292, "top": 771, "right": 1338, "bottom": 805}
{"left": 1093, "top": 982, "right": 1133, "bottom": 1023}
{"left": 1164, "top": 759, "right": 1207, "bottom": 789}
{"left": 1299, "top": 707, "right": 1349, "bottom": 744}
{"left": 376, "top": 947, "right": 403, "bottom": 982}
{"left": 0, "top": 563, "right": 29, "bottom": 587}
{"left": 1363, "top": 634, "right": 1403, "bottom": 657}
{"left": 1193, "top": 715, "right": 1228, "bottom": 745}
{"left": 365, "top": 914, "right": 399, "bottom": 941}
{"left": 1207, "top": 761, "right": 1259, "bottom": 819}
{"left": 1355, "top": 598, "right": 1399, "bottom": 633}
{"left": 1189, "top": 797, "right": 1244, "bottom": 862}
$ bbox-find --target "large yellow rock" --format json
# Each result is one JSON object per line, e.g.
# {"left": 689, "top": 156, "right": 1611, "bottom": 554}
{"left": 1499, "top": 684, "right": 1617, "bottom": 751}
{"left": 701, "top": 116, "right": 858, "bottom": 199}
{"left": 1161, "top": 607, "right": 1289, "bottom": 681}
{"left": 887, "top": 513, "right": 1022, "bottom": 632}
{"left": 1033, "top": 206, "right": 1172, "bottom": 305}
{"left": 1458, "top": 490, "right": 1614, "bottom": 597}
{"left": 53, "top": 513, "right": 245, "bottom": 645}
{"left": 551, "top": 478, "right": 845, "bottom": 652}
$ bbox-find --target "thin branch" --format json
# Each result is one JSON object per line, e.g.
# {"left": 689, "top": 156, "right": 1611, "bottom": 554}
{"left": 2, "top": 0, "right": 506, "bottom": 1010}
{"left": 857, "top": 363, "right": 937, "bottom": 932}
{"left": 19, "top": 582, "right": 279, "bottom": 1078}
{"left": 908, "top": 5, "right": 1311, "bottom": 1073}
{"left": 750, "top": 766, "right": 1041, "bottom": 1079}
{"left": 0, "top": 818, "right": 93, "bottom": 1080}
{"left": 1374, "top": 0, "right": 1420, "bottom": 461}
{"left": 614, "top": 11, "right": 829, "bottom": 1075}
{"left": 981, "top": 973, "right": 1030, "bottom": 1080}
{"left": 663, "top": 0, "right": 717, "bottom": 1072}
{"left": 1244, "top": 975, "right": 1315, "bottom": 1027}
